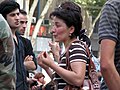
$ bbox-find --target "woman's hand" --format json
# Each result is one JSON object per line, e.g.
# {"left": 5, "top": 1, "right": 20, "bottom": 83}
{"left": 37, "top": 52, "right": 49, "bottom": 70}
{"left": 49, "top": 41, "right": 60, "bottom": 62}
{"left": 37, "top": 51, "right": 54, "bottom": 69}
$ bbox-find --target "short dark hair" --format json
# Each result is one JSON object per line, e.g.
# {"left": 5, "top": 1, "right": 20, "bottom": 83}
{"left": 0, "top": 0, "right": 20, "bottom": 19}
{"left": 49, "top": 1, "right": 83, "bottom": 39}
{"left": 34, "top": 72, "right": 45, "bottom": 79}
{"left": 20, "top": 9, "right": 27, "bottom": 15}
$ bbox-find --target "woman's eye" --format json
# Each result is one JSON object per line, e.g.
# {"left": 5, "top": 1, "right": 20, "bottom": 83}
{"left": 55, "top": 22, "right": 61, "bottom": 27}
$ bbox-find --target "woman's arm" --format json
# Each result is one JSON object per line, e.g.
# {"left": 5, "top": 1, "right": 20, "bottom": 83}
{"left": 37, "top": 50, "right": 86, "bottom": 87}
{"left": 48, "top": 59, "right": 86, "bottom": 86}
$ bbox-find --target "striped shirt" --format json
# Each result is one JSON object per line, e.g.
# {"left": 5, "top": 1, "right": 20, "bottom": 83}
{"left": 53, "top": 41, "right": 89, "bottom": 90}
{"left": 98, "top": 0, "right": 120, "bottom": 89}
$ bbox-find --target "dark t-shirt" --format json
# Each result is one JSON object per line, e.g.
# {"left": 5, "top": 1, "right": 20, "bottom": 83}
{"left": 19, "top": 36, "right": 37, "bottom": 70}
{"left": 15, "top": 33, "right": 28, "bottom": 90}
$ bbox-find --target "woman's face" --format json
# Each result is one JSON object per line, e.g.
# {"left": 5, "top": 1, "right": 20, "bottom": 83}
{"left": 51, "top": 16, "right": 70, "bottom": 42}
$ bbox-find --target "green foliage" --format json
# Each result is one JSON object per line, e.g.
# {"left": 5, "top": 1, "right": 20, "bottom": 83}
{"left": 74, "top": 0, "right": 106, "bottom": 20}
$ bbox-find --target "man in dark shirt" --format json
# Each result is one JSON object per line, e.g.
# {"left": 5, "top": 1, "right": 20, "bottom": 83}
{"left": 0, "top": 1, "right": 28, "bottom": 90}
{"left": 18, "top": 10, "right": 37, "bottom": 88}
{"left": 18, "top": 9, "right": 37, "bottom": 71}
{"left": 98, "top": 0, "right": 120, "bottom": 90}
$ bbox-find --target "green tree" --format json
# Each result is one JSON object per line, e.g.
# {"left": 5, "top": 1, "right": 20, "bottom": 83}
{"left": 71, "top": 0, "right": 106, "bottom": 37}
{"left": 74, "top": 0, "right": 106, "bottom": 21}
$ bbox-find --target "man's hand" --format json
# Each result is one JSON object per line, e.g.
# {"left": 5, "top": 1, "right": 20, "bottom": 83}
{"left": 24, "top": 55, "right": 36, "bottom": 70}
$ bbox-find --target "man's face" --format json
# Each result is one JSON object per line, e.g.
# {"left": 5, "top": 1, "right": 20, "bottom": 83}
{"left": 19, "top": 13, "right": 27, "bottom": 35}
{"left": 6, "top": 9, "right": 20, "bottom": 30}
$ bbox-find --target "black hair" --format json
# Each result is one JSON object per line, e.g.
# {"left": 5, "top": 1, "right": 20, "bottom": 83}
{"left": 49, "top": 1, "right": 83, "bottom": 39}
{"left": 79, "top": 29, "right": 91, "bottom": 47}
{"left": 20, "top": 9, "right": 27, "bottom": 15}
{"left": 0, "top": 0, "right": 20, "bottom": 19}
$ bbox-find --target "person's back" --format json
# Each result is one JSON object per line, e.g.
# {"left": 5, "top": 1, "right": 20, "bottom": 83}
{"left": 0, "top": 14, "right": 15, "bottom": 89}
{"left": 98, "top": 0, "right": 120, "bottom": 90}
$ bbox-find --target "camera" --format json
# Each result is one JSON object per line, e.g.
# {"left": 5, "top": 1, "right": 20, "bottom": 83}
{"left": 30, "top": 81, "right": 38, "bottom": 87}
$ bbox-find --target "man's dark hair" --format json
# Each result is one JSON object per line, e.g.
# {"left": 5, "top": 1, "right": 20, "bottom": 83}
{"left": 0, "top": 0, "right": 20, "bottom": 19}
{"left": 20, "top": 9, "right": 27, "bottom": 15}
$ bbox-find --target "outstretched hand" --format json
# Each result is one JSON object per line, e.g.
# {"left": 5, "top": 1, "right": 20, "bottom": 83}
{"left": 37, "top": 51, "right": 54, "bottom": 69}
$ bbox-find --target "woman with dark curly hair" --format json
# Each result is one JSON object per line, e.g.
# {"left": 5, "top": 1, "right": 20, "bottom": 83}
{"left": 37, "top": 1, "right": 89, "bottom": 90}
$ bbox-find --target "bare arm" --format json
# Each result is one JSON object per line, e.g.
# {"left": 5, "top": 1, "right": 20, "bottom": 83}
{"left": 50, "top": 61, "right": 86, "bottom": 86}
{"left": 100, "top": 39, "right": 120, "bottom": 90}
{"left": 38, "top": 51, "right": 86, "bottom": 87}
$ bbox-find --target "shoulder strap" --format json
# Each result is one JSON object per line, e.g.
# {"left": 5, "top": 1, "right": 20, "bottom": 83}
{"left": 66, "top": 41, "right": 96, "bottom": 72}
{"left": 66, "top": 48, "right": 71, "bottom": 70}
{"left": 84, "top": 44, "right": 96, "bottom": 70}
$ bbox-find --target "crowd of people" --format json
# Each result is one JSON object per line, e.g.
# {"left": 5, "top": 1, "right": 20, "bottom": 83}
{"left": 0, "top": 0, "right": 120, "bottom": 90}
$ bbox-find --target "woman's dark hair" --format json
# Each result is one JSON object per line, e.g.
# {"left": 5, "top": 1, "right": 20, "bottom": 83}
{"left": 0, "top": 0, "right": 20, "bottom": 19}
{"left": 49, "top": 1, "right": 83, "bottom": 39}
